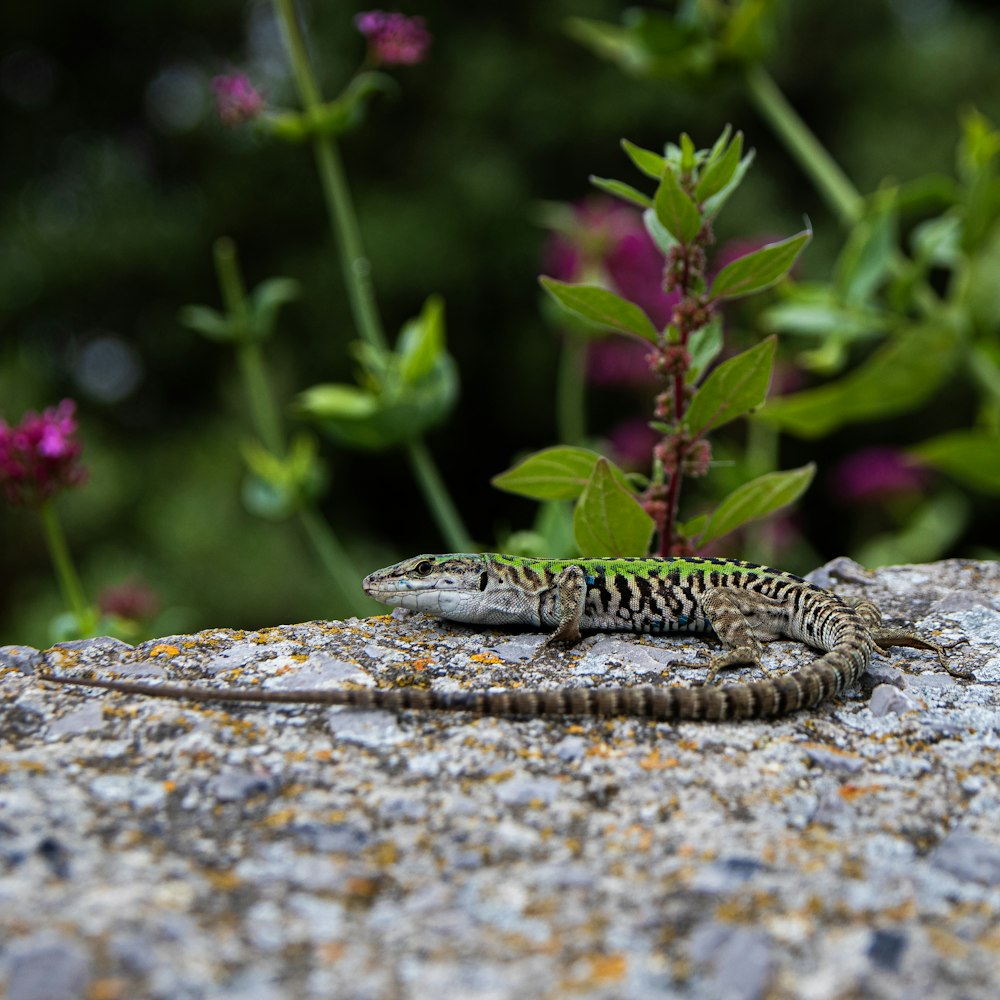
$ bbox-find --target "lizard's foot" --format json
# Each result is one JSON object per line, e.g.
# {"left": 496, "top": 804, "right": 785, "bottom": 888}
{"left": 680, "top": 645, "right": 772, "bottom": 687}
{"left": 543, "top": 624, "right": 582, "bottom": 648}
{"left": 872, "top": 628, "right": 974, "bottom": 680}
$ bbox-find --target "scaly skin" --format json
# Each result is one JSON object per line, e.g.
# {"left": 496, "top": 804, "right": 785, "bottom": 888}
{"left": 42, "top": 554, "right": 956, "bottom": 723}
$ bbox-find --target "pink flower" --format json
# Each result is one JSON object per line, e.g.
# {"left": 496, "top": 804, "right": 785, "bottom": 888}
{"left": 833, "top": 447, "right": 929, "bottom": 504}
{"left": 543, "top": 198, "right": 678, "bottom": 387}
{"left": 0, "top": 399, "right": 87, "bottom": 506}
{"left": 606, "top": 419, "right": 659, "bottom": 471}
{"left": 586, "top": 337, "right": 655, "bottom": 388}
{"left": 212, "top": 73, "right": 264, "bottom": 126}
{"left": 98, "top": 577, "right": 161, "bottom": 623}
{"left": 355, "top": 11, "right": 431, "bottom": 66}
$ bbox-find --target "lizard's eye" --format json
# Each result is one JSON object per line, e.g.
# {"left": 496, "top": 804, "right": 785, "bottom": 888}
{"left": 414, "top": 560, "right": 434, "bottom": 576}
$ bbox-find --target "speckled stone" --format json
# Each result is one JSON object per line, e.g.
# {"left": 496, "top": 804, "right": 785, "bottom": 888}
{"left": 1, "top": 558, "right": 998, "bottom": 1000}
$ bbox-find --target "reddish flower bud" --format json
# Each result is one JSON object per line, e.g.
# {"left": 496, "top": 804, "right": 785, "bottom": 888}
{"left": 0, "top": 400, "right": 87, "bottom": 506}
{"left": 212, "top": 73, "right": 265, "bottom": 126}
{"left": 355, "top": 11, "right": 431, "bottom": 66}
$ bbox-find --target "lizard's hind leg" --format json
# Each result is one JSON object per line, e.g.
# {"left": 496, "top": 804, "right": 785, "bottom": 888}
{"left": 847, "top": 597, "right": 972, "bottom": 679}
{"left": 685, "top": 587, "right": 789, "bottom": 686}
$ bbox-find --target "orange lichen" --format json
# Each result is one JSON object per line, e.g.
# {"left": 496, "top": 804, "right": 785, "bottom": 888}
{"left": 147, "top": 644, "right": 180, "bottom": 658}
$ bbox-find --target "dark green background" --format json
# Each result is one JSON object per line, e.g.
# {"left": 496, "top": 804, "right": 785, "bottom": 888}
{"left": 2, "top": 1, "right": 999, "bottom": 644}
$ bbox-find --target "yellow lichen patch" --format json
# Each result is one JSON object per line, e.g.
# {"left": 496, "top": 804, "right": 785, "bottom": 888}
{"left": 147, "top": 644, "right": 180, "bottom": 658}
{"left": 638, "top": 749, "right": 679, "bottom": 770}
{"left": 838, "top": 783, "right": 886, "bottom": 801}
{"left": 367, "top": 841, "right": 399, "bottom": 867}
{"left": 592, "top": 952, "right": 628, "bottom": 983}
{"left": 928, "top": 925, "right": 971, "bottom": 959}
{"left": 87, "top": 977, "right": 129, "bottom": 1000}
{"left": 469, "top": 652, "right": 503, "bottom": 665}
{"left": 715, "top": 888, "right": 780, "bottom": 922}
{"left": 19, "top": 760, "right": 47, "bottom": 774}
{"left": 262, "top": 807, "right": 297, "bottom": 828}
{"left": 45, "top": 649, "right": 80, "bottom": 668}
{"left": 162, "top": 780, "right": 177, "bottom": 794}
{"left": 204, "top": 868, "right": 242, "bottom": 892}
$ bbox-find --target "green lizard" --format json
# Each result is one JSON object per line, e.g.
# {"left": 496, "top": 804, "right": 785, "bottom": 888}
{"left": 42, "top": 554, "right": 962, "bottom": 723}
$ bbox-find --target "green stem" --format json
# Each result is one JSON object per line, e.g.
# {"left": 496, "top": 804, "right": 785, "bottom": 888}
{"left": 745, "top": 64, "right": 864, "bottom": 228}
{"left": 297, "top": 507, "right": 376, "bottom": 612}
{"left": 273, "top": 0, "right": 387, "bottom": 351}
{"left": 406, "top": 440, "right": 475, "bottom": 552}
{"left": 272, "top": 0, "right": 473, "bottom": 552}
{"left": 214, "top": 238, "right": 285, "bottom": 454}
{"left": 38, "top": 499, "right": 95, "bottom": 635}
{"left": 213, "top": 237, "right": 368, "bottom": 615}
{"left": 556, "top": 337, "right": 587, "bottom": 446}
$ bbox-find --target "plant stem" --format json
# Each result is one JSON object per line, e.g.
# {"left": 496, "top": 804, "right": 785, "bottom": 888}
{"left": 38, "top": 499, "right": 95, "bottom": 635}
{"left": 214, "top": 238, "right": 285, "bottom": 455}
{"left": 556, "top": 337, "right": 587, "bottom": 446}
{"left": 298, "top": 506, "right": 378, "bottom": 612}
{"left": 273, "top": 0, "right": 387, "bottom": 352}
{"left": 272, "top": 0, "right": 473, "bottom": 552}
{"left": 407, "top": 439, "right": 475, "bottom": 551}
{"left": 214, "top": 236, "right": 368, "bottom": 614}
{"left": 745, "top": 64, "right": 863, "bottom": 229}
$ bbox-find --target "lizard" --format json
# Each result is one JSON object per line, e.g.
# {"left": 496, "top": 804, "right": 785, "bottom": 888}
{"left": 40, "top": 554, "right": 965, "bottom": 723}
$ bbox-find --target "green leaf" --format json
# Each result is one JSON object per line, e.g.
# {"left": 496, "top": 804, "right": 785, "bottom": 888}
{"left": 701, "top": 147, "right": 756, "bottom": 219}
{"left": 685, "top": 336, "right": 776, "bottom": 436}
{"left": 539, "top": 277, "right": 659, "bottom": 342}
{"left": 589, "top": 175, "right": 653, "bottom": 209}
{"left": 643, "top": 208, "right": 677, "bottom": 256}
{"left": 179, "top": 304, "right": 233, "bottom": 342}
{"left": 296, "top": 384, "right": 379, "bottom": 421}
{"left": 398, "top": 295, "right": 445, "bottom": 383}
{"left": 911, "top": 430, "right": 1000, "bottom": 495}
{"left": 759, "top": 321, "right": 959, "bottom": 438}
{"left": 695, "top": 131, "right": 743, "bottom": 204}
{"left": 698, "top": 464, "right": 815, "bottom": 545}
{"left": 709, "top": 229, "right": 812, "bottom": 301}
{"left": 833, "top": 197, "right": 897, "bottom": 306}
{"left": 249, "top": 277, "right": 300, "bottom": 340}
{"left": 654, "top": 167, "right": 702, "bottom": 244}
{"left": 622, "top": 139, "right": 667, "bottom": 179}
{"left": 686, "top": 316, "right": 724, "bottom": 383}
{"left": 707, "top": 126, "right": 733, "bottom": 164}
{"left": 492, "top": 446, "right": 631, "bottom": 501}
{"left": 679, "top": 132, "right": 697, "bottom": 173}
{"left": 573, "top": 458, "right": 655, "bottom": 557}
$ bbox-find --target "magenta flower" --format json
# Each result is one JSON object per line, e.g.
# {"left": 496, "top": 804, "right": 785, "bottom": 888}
{"left": 834, "top": 447, "right": 930, "bottom": 504}
{"left": 543, "top": 198, "right": 677, "bottom": 387}
{"left": 99, "top": 577, "right": 161, "bottom": 623}
{"left": 212, "top": 73, "right": 265, "bottom": 126}
{"left": 355, "top": 11, "right": 431, "bottom": 66}
{"left": 0, "top": 399, "right": 87, "bottom": 506}
{"left": 606, "top": 419, "right": 659, "bottom": 471}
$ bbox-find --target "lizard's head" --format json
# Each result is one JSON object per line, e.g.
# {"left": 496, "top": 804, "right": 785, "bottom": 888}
{"left": 362, "top": 554, "right": 490, "bottom": 617}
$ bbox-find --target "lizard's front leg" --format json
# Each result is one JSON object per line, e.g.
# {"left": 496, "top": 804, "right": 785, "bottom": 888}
{"left": 544, "top": 565, "right": 587, "bottom": 646}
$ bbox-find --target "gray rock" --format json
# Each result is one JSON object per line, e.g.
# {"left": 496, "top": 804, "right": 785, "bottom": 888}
{"left": 690, "top": 924, "right": 773, "bottom": 1000}
{"left": 5, "top": 932, "right": 92, "bottom": 1000}
{"left": 869, "top": 684, "right": 919, "bottom": 716}
{"left": 209, "top": 767, "right": 275, "bottom": 802}
{"left": 929, "top": 830, "right": 1000, "bottom": 885}
{"left": 0, "top": 644, "right": 42, "bottom": 673}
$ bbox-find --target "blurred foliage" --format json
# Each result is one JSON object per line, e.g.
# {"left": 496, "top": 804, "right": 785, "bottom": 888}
{"left": 2, "top": 0, "right": 1000, "bottom": 646}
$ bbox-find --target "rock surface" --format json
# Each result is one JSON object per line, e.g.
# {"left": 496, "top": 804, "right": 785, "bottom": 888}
{"left": 1, "top": 558, "right": 999, "bottom": 999}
